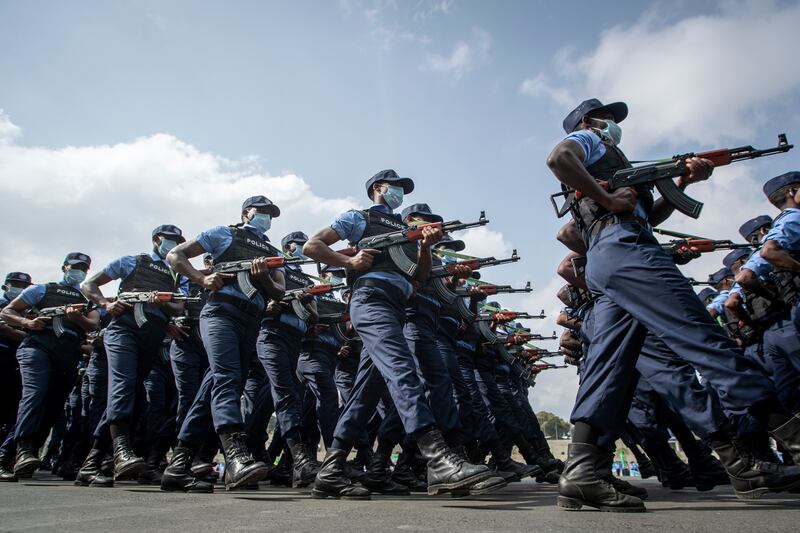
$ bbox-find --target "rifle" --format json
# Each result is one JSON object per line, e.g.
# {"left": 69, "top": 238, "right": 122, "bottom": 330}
{"left": 212, "top": 256, "right": 316, "bottom": 299}
{"left": 687, "top": 278, "right": 714, "bottom": 287}
{"left": 36, "top": 302, "right": 96, "bottom": 337}
{"left": 338, "top": 212, "right": 489, "bottom": 277}
{"left": 551, "top": 134, "right": 793, "bottom": 219}
{"left": 495, "top": 345, "right": 537, "bottom": 386}
{"left": 430, "top": 249, "right": 520, "bottom": 276}
{"left": 662, "top": 238, "right": 751, "bottom": 255}
{"left": 281, "top": 283, "right": 347, "bottom": 321}
{"left": 117, "top": 292, "right": 201, "bottom": 328}
{"left": 529, "top": 362, "right": 569, "bottom": 372}
{"left": 518, "top": 348, "right": 563, "bottom": 361}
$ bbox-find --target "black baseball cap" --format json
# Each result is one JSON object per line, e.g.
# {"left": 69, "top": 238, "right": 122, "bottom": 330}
{"left": 281, "top": 231, "right": 309, "bottom": 250}
{"left": 152, "top": 224, "right": 186, "bottom": 243}
{"left": 562, "top": 98, "right": 629, "bottom": 134}
{"left": 242, "top": 195, "right": 281, "bottom": 217}
{"left": 64, "top": 252, "right": 91, "bottom": 267}
{"left": 738, "top": 215, "right": 772, "bottom": 241}
{"left": 365, "top": 169, "right": 414, "bottom": 200}
{"left": 4, "top": 272, "right": 32, "bottom": 285}
{"left": 401, "top": 203, "right": 443, "bottom": 223}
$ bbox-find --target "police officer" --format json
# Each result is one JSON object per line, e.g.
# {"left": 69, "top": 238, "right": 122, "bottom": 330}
{"left": 76, "top": 226, "right": 186, "bottom": 486}
{"left": 0, "top": 273, "right": 32, "bottom": 444}
{"left": 304, "top": 169, "right": 493, "bottom": 499}
{"left": 0, "top": 253, "right": 99, "bottom": 479}
{"left": 162, "top": 197, "right": 283, "bottom": 492}
{"left": 547, "top": 98, "right": 800, "bottom": 512}
{"left": 740, "top": 215, "right": 773, "bottom": 246}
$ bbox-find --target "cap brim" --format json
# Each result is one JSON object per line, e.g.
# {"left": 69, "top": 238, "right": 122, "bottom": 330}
{"left": 407, "top": 211, "right": 444, "bottom": 224}
{"left": 65, "top": 260, "right": 91, "bottom": 267}
{"left": 591, "top": 101, "right": 628, "bottom": 124}
{"left": 436, "top": 239, "right": 465, "bottom": 252}
{"left": 159, "top": 233, "right": 186, "bottom": 243}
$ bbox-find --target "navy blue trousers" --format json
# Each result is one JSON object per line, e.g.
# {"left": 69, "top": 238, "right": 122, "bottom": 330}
{"left": 14, "top": 333, "right": 81, "bottom": 442}
{"left": 297, "top": 339, "right": 340, "bottom": 448}
{"left": 574, "top": 222, "right": 777, "bottom": 434}
{"left": 256, "top": 321, "right": 305, "bottom": 440}
{"left": 169, "top": 325, "right": 209, "bottom": 430}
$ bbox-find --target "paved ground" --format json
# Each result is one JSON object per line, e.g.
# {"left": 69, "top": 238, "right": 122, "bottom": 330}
{"left": 1, "top": 476, "right": 800, "bottom": 532}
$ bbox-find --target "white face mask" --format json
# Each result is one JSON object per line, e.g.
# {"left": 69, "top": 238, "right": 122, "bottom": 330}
{"left": 588, "top": 117, "right": 622, "bottom": 146}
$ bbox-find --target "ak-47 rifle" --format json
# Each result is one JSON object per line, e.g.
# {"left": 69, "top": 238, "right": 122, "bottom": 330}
{"left": 529, "top": 362, "right": 569, "bottom": 372}
{"left": 687, "top": 278, "right": 714, "bottom": 287}
{"left": 518, "top": 347, "right": 563, "bottom": 361}
{"left": 35, "top": 302, "right": 96, "bottom": 337}
{"left": 473, "top": 306, "right": 546, "bottom": 342}
{"left": 495, "top": 345, "right": 537, "bottom": 386}
{"left": 430, "top": 249, "right": 520, "bottom": 277}
{"left": 212, "top": 256, "right": 317, "bottom": 299}
{"left": 662, "top": 239, "right": 751, "bottom": 255}
{"left": 337, "top": 212, "right": 489, "bottom": 278}
{"left": 281, "top": 283, "right": 347, "bottom": 321}
{"left": 117, "top": 292, "right": 201, "bottom": 328}
{"left": 551, "top": 134, "right": 793, "bottom": 219}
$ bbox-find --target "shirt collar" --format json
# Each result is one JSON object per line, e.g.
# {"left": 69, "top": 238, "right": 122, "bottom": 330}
{"left": 368, "top": 203, "right": 399, "bottom": 219}
{"left": 242, "top": 223, "right": 269, "bottom": 240}
{"left": 149, "top": 249, "right": 167, "bottom": 264}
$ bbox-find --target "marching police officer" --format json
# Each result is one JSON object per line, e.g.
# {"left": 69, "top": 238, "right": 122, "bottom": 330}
{"left": 547, "top": 98, "right": 800, "bottom": 512}
{"left": 1, "top": 253, "right": 99, "bottom": 479}
{"left": 77, "top": 226, "right": 186, "bottom": 486}
{"left": 162, "top": 196, "right": 283, "bottom": 492}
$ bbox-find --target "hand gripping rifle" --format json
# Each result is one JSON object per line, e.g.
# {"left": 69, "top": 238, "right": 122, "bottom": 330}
{"left": 551, "top": 134, "right": 793, "bottom": 218}
{"left": 36, "top": 302, "right": 96, "bottom": 337}
{"left": 339, "top": 212, "right": 489, "bottom": 278}
{"left": 495, "top": 345, "right": 538, "bottom": 386}
{"left": 117, "top": 292, "right": 201, "bottom": 328}
{"left": 212, "top": 256, "right": 317, "bottom": 299}
{"left": 281, "top": 283, "right": 347, "bottom": 322}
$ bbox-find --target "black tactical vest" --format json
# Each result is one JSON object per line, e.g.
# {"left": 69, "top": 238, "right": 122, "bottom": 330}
{"left": 36, "top": 283, "right": 87, "bottom": 336}
{"left": 215, "top": 225, "right": 280, "bottom": 264}
{"left": 571, "top": 143, "right": 655, "bottom": 233}
{"left": 118, "top": 254, "right": 176, "bottom": 293}
{"left": 346, "top": 209, "right": 419, "bottom": 285}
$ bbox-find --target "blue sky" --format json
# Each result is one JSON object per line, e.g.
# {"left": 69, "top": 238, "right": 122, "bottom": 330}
{"left": 2, "top": 0, "right": 799, "bottom": 418}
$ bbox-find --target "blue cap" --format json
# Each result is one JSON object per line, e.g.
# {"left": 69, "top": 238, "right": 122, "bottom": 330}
{"left": 738, "top": 215, "right": 772, "bottom": 240}
{"left": 4, "top": 272, "right": 32, "bottom": 285}
{"left": 708, "top": 267, "right": 733, "bottom": 286}
{"left": 563, "top": 98, "right": 628, "bottom": 134}
{"left": 63, "top": 252, "right": 91, "bottom": 267}
{"left": 365, "top": 169, "right": 414, "bottom": 200}
{"left": 435, "top": 235, "right": 466, "bottom": 252}
{"left": 763, "top": 171, "right": 800, "bottom": 198}
{"left": 697, "top": 288, "right": 717, "bottom": 302}
{"left": 723, "top": 248, "right": 753, "bottom": 269}
{"left": 281, "top": 231, "right": 308, "bottom": 251}
{"left": 152, "top": 224, "right": 186, "bottom": 243}
{"left": 401, "top": 203, "right": 443, "bottom": 223}
{"left": 241, "top": 195, "right": 281, "bottom": 217}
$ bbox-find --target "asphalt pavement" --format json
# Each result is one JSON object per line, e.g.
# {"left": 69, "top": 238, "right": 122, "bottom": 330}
{"left": 1, "top": 476, "right": 799, "bottom": 532}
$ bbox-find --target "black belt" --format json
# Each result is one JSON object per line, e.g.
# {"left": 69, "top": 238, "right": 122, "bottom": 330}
{"left": 352, "top": 278, "right": 407, "bottom": 306}
{"left": 587, "top": 213, "right": 649, "bottom": 242}
{"left": 207, "top": 292, "right": 262, "bottom": 318}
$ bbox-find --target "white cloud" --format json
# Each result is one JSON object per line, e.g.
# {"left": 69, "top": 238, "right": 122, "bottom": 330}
{"left": 0, "top": 114, "right": 359, "bottom": 290}
{"left": 522, "top": 1, "right": 800, "bottom": 154}
{"left": 0, "top": 110, "right": 22, "bottom": 145}
{"left": 423, "top": 27, "right": 491, "bottom": 80}
{"left": 519, "top": 73, "right": 575, "bottom": 108}
{"left": 454, "top": 225, "right": 513, "bottom": 259}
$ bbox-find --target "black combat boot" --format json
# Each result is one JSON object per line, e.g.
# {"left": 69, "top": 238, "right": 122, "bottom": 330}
{"left": 190, "top": 435, "right": 220, "bottom": 483}
{"left": 13, "top": 439, "right": 40, "bottom": 478}
{"left": 770, "top": 414, "right": 800, "bottom": 464}
{"left": 0, "top": 449, "right": 17, "bottom": 482}
{"left": 311, "top": 448, "right": 371, "bottom": 500}
{"left": 219, "top": 431, "right": 269, "bottom": 490}
{"left": 361, "top": 450, "right": 410, "bottom": 495}
{"left": 557, "top": 443, "right": 646, "bottom": 512}
{"left": 75, "top": 447, "right": 114, "bottom": 487}
{"left": 687, "top": 451, "right": 730, "bottom": 491}
{"left": 112, "top": 434, "right": 146, "bottom": 479}
{"left": 596, "top": 450, "right": 648, "bottom": 500}
{"left": 160, "top": 446, "right": 214, "bottom": 493}
{"left": 492, "top": 439, "right": 543, "bottom": 480}
{"left": 712, "top": 436, "right": 800, "bottom": 499}
{"left": 268, "top": 453, "right": 293, "bottom": 486}
{"left": 514, "top": 434, "right": 563, "bottom": 478}
{"left": 415, "top": 429, "right": 492, "bottom": 495}
{"left": 288, "top": 440, "right": 319, "bottom": 488}
{"left": 138, "top": 441, "right": 169, "bottom": 485}
{"left": 391, "top": 450, "right": 428, "bottom": 492}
